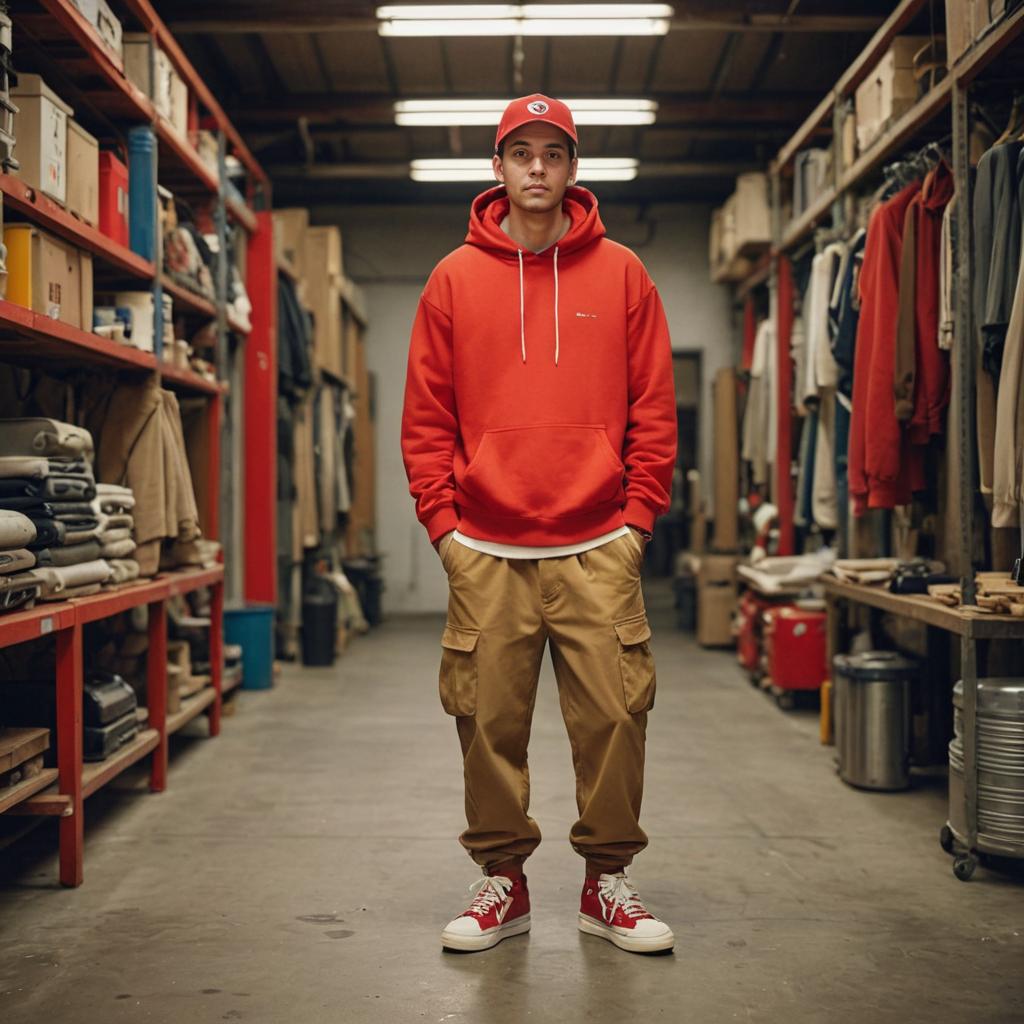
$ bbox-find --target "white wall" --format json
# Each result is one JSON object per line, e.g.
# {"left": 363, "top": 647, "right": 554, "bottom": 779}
{"left": 320, "top": 201, "right": 735, "bottom": 613}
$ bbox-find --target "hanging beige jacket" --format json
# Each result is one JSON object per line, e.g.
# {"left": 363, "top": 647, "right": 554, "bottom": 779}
{"left": 992, "top": 249, "right": 1024, "bottom": 528}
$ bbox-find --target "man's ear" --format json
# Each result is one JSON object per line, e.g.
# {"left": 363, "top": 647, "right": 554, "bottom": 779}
{"left": 492, "top": 153, "right": 504, "bottom": 183}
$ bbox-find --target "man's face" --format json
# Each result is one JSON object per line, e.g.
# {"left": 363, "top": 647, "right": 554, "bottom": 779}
{"left": 493, "top": 122, "right": 578, "bottom": 214}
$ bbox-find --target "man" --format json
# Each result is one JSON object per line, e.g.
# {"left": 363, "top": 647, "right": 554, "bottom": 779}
{"left": 401, "top": 94, "right": 677, "bottom": 955}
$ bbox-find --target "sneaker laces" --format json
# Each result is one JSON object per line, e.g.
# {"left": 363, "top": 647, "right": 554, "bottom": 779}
{"left": 597, "top": 873, "right": 648, "bottom": 924}
{"left": 465, "top": 874, "right": 513, "bottom": 916}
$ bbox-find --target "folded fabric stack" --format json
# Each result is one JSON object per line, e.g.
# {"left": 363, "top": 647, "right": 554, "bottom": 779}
{"left": 0, "top": 419, "right": 112, "bottom": 601}
{"left": 0, "top": 508, "right": 43, "bottom": 613}
{"left": 93, "top": 483, "right": 140, "bottom": 585}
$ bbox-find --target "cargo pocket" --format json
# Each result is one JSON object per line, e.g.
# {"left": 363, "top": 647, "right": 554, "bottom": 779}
{"left": 614, "top": 614, "right": 656, "bottom": 713}
{"left": 439, "top": 623, "right": 480, "bottom": 716}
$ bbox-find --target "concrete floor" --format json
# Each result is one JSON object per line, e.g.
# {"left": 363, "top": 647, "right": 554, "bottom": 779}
{"left": 0, "top": 580, "right": 1022, "bottom": 1024}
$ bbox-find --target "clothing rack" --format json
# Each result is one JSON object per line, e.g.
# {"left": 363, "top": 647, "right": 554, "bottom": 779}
{"left": 765, "top": 1, "right": 1024, "bottom": 882}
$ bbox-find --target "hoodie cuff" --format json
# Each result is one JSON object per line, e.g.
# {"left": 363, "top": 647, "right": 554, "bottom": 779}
{"left": 425, "top": 505, "right": 459, "bottom": 544}
{"left": 622, "top": 497, "right": 657, "bottom": 534}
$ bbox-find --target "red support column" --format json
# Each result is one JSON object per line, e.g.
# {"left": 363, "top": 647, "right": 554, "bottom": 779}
{"left": 208, "top": 580, "right": 224, "bottom": 736}
{"left": 56, "top": 622, "right": 84, "bottom": 888}
{"left": 775, "top": 254, "right": 795, "bottom": 556}
{"left": 243, "top": 210, "right": 277, "bottom": 604}
{"left": 148, "top": 598, "right": 168, "bottom": 792}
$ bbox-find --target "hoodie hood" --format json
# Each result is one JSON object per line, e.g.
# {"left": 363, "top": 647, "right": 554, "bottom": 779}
{"left": 465, "top": 184, "right": 606, "bottom": 257}
{"left": 464, "top": 186, "right": 606, "bottom": 365}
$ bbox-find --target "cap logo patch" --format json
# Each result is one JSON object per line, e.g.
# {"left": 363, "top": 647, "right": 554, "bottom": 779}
{"left": 527, "top": 100, "right": 549, "bottom": 114}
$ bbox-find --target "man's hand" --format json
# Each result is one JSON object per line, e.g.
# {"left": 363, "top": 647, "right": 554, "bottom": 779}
{"left": 434, "top": 530, "right": 455, "bottom": 557}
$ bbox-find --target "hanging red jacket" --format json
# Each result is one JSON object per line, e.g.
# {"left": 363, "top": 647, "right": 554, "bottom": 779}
{"left": 910, "top": 161, "right": 955, "bottom": 445}
{"left": 848, "top": 180, "right": 924, "bottom": 515}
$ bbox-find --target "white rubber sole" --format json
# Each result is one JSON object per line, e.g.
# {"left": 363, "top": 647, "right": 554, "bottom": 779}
{"left": 578, "top": 913, "right": 674, "bottom": 954}
{"left": 441, "top": 913, "right": 531, "bottom": 952}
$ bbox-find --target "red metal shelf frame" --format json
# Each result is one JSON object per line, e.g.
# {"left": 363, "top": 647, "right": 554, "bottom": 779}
{"left": 0, "top": 175, "right": 155, "bottom": 279}
{"left": 161, "top": 274, "right": 217, "bottom": 318}
{"left": 0, "top": 566, "right": 225, "bottom": 887}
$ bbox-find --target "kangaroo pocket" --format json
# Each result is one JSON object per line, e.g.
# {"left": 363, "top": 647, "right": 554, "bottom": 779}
{"left": 460, "top": 424, "right": 624, "bottom": 520}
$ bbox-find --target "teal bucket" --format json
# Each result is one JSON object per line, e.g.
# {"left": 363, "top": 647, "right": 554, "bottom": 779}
{"left": 225, "top": 604, "right": 275, "bottom": 690}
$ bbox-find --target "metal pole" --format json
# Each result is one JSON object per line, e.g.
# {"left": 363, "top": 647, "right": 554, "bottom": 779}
{"left": 951, "top": 77, "right": 979, "bottom": 866}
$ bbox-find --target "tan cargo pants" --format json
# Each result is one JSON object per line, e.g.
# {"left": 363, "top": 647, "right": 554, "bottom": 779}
{"left": 437, "top": 530, "right": 656, "bottom": 876}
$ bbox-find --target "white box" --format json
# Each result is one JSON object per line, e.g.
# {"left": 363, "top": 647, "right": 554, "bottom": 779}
{"left": 97, "top": 290, "right": 156, "bottom": 352}
{"left": 96, "top": 0, "right": 123, "bottom": 63}
{"left": 11, "top": 75, "right": 72, "bottom": 205}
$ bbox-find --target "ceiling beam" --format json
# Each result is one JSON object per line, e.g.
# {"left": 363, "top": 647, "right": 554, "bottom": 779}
{"left": 266, "top": 160, "right": 759, "bottom": 180}
{"left": 169, "top": 13, "right": 882, "bottom": 35}
{"left": 228, "top": 93, "right": 818, "bottom": 127}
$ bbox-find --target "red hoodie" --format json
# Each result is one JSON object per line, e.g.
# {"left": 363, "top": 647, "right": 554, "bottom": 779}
{"left": 401, "top": 185, "right": 676, "bottom": 546}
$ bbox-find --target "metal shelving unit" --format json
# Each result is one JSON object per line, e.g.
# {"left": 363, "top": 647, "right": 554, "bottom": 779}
{"left": 763, "top": 0, "right": 1024, "bottom": 881}
{"left": 0, "top": 0, "right": 275, "bottom": 886}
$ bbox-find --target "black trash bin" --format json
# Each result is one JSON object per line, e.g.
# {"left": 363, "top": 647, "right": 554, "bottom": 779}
{"left": 302, "top": 576, "right": 338, "bottom": 667}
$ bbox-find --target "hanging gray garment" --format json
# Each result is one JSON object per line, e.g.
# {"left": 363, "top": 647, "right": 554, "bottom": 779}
{"left": 34, "top": 541, "right": 103, "bottom": 567}
{"left": 0, "top": 419, "right": 94, "bottom": 458}
{"left": 0, "top": 548, "right": 35, "bottom": 574}
{"left": 0, "top": 457, "right": 49, "bottom": 479}
{"left": 811, "top": 390, "right": 839, "bottom": 531}
{"left": 0, "top": 509, "right": 37, "bottom": 549}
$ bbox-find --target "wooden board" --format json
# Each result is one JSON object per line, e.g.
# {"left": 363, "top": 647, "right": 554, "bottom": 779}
{"left": 0, "top": 727, "right": 50, "bottom": 774}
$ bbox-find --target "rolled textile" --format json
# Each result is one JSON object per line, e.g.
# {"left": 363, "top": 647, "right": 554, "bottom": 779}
{"left": 96, "top": 483, "right": 134, "bottom": 501}
{"left": 0, "top": 549, "right": 35, "bottom": 574}
{"left": 107, "top": 559, "right": 140, "bottom": 584}
{"left": 0, "top": 457, "right": 48, "bottom": 479}
{"left": 48, "top": 459, "right": 91, "bottom": 476}
{"left": 0, "top": 419, "right": 94, "bottom": 459}
{"left": 0, "top": 509, "right": 37, "bottom": 549}
{"left": 0, "top": 575, "right": 42, "bottom": 611}
{"left": 0, "top": 477, "right": 96, "bottom": 502}
{"left": 33, "top": 560, "right": 112, "bottom": 597}
{"left": 26, "top": 519, "right": 65, "bottom": 549}
{"left": 49, "top": 501, "right": 97, "bottom": 518}
{"left": 42, "top": 582, "right": 101, "bottom": 601}
{"left": 34, "top": 541, "right": 102, "bottom": 567}
{"left": 100, "top": 527, "right": 132, "bottom": 544}
{"left": 100, "top": 537, "right": 137, "bottom": 559}
{"left": 97, "top": 513, "right": 133, "bottom": 532}
{"left": 63, "top": 527, "right": 102, "bottom": 545}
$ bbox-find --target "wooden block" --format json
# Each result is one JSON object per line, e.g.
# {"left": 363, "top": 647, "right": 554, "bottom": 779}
{"left": 0, "top": 727, "right": 50, "bottom": 774}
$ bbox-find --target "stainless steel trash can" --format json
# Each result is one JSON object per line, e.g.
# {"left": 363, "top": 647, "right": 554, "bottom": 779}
{"left": 833, "top": 651, "right": 916, "bottom": 791}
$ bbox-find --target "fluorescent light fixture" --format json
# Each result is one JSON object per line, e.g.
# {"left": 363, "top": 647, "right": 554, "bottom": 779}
{"left": 378, "top": 4, "right": 672, "bottom": 36}
{"left": 395, "top": 98, "right": 657, "bottom": 127}
{"left": 410, "top": 157, "right": 638, "bottom": 182}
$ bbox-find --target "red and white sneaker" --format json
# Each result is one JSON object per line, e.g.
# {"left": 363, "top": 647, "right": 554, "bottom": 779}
{"left": 441, "top": 872, "right": 531, "bottom": 952}
{"left": 578, "top": 872, "right": 674, "bottom": 954}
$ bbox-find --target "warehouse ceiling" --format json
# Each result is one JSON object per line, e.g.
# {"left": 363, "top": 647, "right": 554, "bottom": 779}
{"left": 154, "top": 0, "right": 899, "bottom": 205}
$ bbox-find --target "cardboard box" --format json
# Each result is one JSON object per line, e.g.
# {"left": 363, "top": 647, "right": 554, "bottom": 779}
{"left": 273, "top": 207, "right": 309, "bottom": 279}
{"left": 95, "top": 290, "right": 155, "bottom": 351}
{"left": 96, "top": 0, "right": 123, "bottom": 63}
{"left": 124, "top": 35, "right": 178, "bottom": 121}
{"left": 305, "top": 224, "right": 343, "bottom": 279}
{"left": 305, "top": 226, "right": 345, "bottom": 376}
{"left": 855, "top": 37, "right": 932, "bottom": 152}
{"left": 698, "top": 583, "right": 737, "bottom": 647}
{"left": 12, "top": 74, "right": 72, "bottom": 205}
{"left": 168, "top": 64, "right": 188, "bottom": 138}
{"left": 66, "top": 119, "right": 99, "bottom": 226}
{"left": 946, "top": 0, "right": 975, "bottom": 66}
{"left": 732, "top": 172, "right": 771, "bottom": 255}
{"left": 4, "top": 223, "right": 93, "bottom": 329}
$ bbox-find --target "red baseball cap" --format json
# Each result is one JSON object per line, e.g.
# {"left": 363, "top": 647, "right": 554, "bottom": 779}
{"left": 495, "top": 94, "right": 578, "bottom": 152}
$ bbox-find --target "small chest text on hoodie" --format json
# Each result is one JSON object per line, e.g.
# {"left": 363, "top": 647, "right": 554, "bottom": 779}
{"left": 575, "top": 312, "right": 599, "bottom": 319}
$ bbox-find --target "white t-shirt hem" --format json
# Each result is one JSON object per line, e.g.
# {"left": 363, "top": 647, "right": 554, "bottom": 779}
{"left": 452, "top": 525, "right": 630, "bottom": 560}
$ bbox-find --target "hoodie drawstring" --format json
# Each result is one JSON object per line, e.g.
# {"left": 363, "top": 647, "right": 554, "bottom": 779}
{"left": 517, "top": 248, "right": 526, "bottom": 363}
{"left": 516, "top": 245, "right": 561, "bottom": 366}
{"left": 553, "top": 245, "right": 560, "bottom": 366}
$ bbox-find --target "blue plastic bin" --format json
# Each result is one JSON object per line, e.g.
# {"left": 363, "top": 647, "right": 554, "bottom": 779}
{"left": 225, "top": 604, "right": 275, "bottom": 691}
{"left": 127, "top": 125, "right": 156, "bottom": 262}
